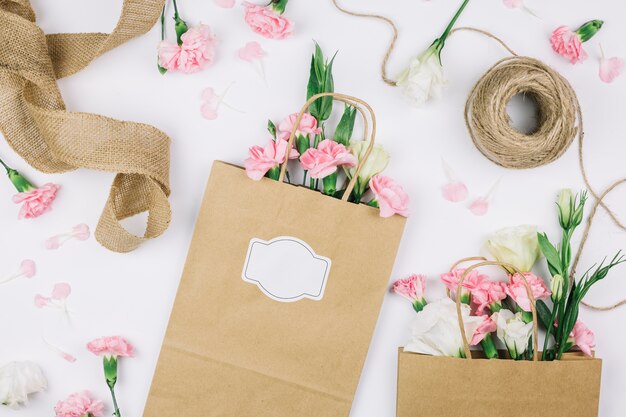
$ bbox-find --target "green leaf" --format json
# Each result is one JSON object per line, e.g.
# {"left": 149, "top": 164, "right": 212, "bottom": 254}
{"left": 174, "top": 16, "right": 188, "bottom": 46}
{"left": 296, "top": 135, "right": 310, "bottom": 156}
{"left": 317, "top": 52, "right": 337, "bottom": 122}
{"left": 537, "top": 232, "right": 562, "bottom": 276}
{"left": 334, "top": 105, "right": 357, "bottom": 145}
{"left": 306, "top": 43, "right": 325, "bottom": 119}
{"left": 267, "top": 120, "right": 277, "bottom": 139}
{"left": 535, "top": 300, "right": 553, "bottom": 330}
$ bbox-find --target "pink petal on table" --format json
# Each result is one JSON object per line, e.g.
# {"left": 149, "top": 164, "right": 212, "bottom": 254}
{"left": 442, "top": 181, "right": 469, "bottom": 202}
{"left": 214, "top": 0, "right": 235, "bottom": 7}
{"left": 600, "top": 57, "right": 624, "bottom": 83}
{"left": 61, "top": 352, "right": 77, "bottom": 363}
{"left": 503, "top": 0, "right": 523, "bottom": 8}
{"left": 71, "top": 223, "right": 90, "bottom": 241}
{"left": 201, "top": 87, "right": 217, "bottom": 102}
{"left": 469, "top": 196, "right": 490, "bottom": 216}
{"left": 51, "top": 282, "right": 72, "bottom": 300}
{"left": 45, "top": 235, "right": 62, "bottom": 250}
{"left": 19, "top": 259, "right": 36, "bottom": 278}
{"left": 201, "top": 102, "right": 219, "bottom": 120}
{"left": 238, "top": 41, "right": 266, "bottom": 62}
{"left": 34, "top": 294, "right": 50, "bottom": 308}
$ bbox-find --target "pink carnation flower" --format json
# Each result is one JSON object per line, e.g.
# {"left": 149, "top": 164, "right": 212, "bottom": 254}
{"left": 158, "top": 24, "right": 217, "bottom": 73}
{"left": 369, "top": 175, "right": 410, "bottom": 218}
{"left": 506, "top": 272, "right": 551, "bottom": 312}
{"left": 471, "top": 280, "right": 507, "bottom": 315}
{"left": 471, "top": 315, "right": 497, "bottom": 345}
{"left": 243, "top": 2, "right": 294, "bottom": 40}
{"left": 569, "top": 320, "right": 595, "bottom": 357}
{"left": 392, "top": 274, "right": 426, "bottom": 303}
{"left": 440, "top": 268, "right": 487, "bottom": 297}
{"left": 12, "top": 183, "right": 59, "bottom": 219}
{"left": 55, "top": 391, "right": 104, "bottom": 417}
{"left": 86, "top": 336, "right": 134, "bottom": 358}
{"left": 550, "top": 26, "right": 587, "bottom": 64}
{"left": 244, "top": 139, "right": 299, "bottom": 181}
{"left": 300, "top": 140, "right": 357, "bottom": 179}
{"left": 277, "top": 113, "right": 321, "bottom": 142}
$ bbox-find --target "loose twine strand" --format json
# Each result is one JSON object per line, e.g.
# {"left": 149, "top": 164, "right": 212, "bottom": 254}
{"left": 330, "top": 0, "right": 626, "bottom": 311}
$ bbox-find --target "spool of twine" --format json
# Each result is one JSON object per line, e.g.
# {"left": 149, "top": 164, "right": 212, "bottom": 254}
{"left": 329, "top": 1, "right": 626, "bottom": 311}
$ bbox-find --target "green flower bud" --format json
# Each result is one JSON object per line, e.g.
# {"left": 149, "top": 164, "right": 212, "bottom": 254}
{"left": 7, "top": 168, "right": 35, "bottom": 193}
{"left": 575, "top": 20, "right": 604, "bottom": 43}
{"left": 551, "top": 274, "right": 564, "bottom": 303}
{"left": 557, "top": 189, "right": 573, "bottom": 229}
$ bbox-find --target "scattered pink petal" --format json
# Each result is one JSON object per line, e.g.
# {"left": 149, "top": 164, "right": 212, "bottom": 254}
{"left": 43, "top": 337, "right": 77, "bottom": 363}
{"left": 503, "top": 0, "right": 523, "bottom": 8}
{"left": 51, "top": 283, "right": 72, "bottom": 300}
{"left": 201, "top": 102, "right": 219, "bottom": 120}
{"left": 442, "top": 181, "right": 469, "bottom": 202}
{"left": 34, "top": 295, "right": 50, "bottom": 308}
{"left": 200, "top": 84, "right": 242, "bottom": 121}
{"left": 238, "top": 41, "right": 266, "bottom": 62}
{"left": 61, "top": 352, "right": 77, "bottom": 363}
{"left": 19, "top": 259, "right": 36, "bottom": 278}
{"left": 215, "top": 0, "right": 235, "bottom": 7}
{"left": 46, "top": 235, "right": 62, "bottom": 250}
{"left": 71, "top": 224, "right": 90, "bottom": 241}
{"left": 469, "top": 197, "right": 490, "bottom": 216}
{"left": 600, "top": 57, "right": 624, "bottom": 83}
{"left": 202, "top": 87, "right": 217, "bottom": 102}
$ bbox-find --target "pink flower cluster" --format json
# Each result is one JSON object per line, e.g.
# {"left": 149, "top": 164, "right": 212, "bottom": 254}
{"left": 392, "top": 274, "right": 426, "bottom": 304}
{"left": 13, "top": 183, "right": 59, "bottom": 219}
{"left": 55, "top": 391, "right": 104, "bottom": 417}
{"left": 158, "top": 25, "right": 217, "bottom": 73}
{"left": 300, "top": 140, "right": 356, "bottom": 179}
{"left": 86, "top": 336, "right": 134, "bottom": 358}
{"left": 243, "top": 2, "right": 294, "bottom": 40}
{"left": 550, "top": 26, "right": 587, "bottom": 64}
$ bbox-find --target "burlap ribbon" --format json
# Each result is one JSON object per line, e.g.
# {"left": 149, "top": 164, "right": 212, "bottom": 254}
{"left": 0, "top": 0, "right": 170, "bottom": 253}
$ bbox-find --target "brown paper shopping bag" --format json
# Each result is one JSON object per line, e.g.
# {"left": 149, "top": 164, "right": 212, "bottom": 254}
{"left": 396, "top": 261, "right": 603, "bottom": 417}
{"left": 144, "top": 94, "right": 406, "bottom": 417}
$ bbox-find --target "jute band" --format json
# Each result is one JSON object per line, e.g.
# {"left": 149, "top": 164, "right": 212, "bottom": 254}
{"left": 0, "top": 0, "right": 170, "bottom": 253}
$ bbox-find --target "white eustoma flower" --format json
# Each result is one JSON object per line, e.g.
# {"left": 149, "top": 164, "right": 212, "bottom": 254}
{"left": 346, "top": 140, "right": 390, "bottom": 200}
{"left": 404, "top": 297, "right": 484, "bottom": 358}
{"left": 396, "top": 43, "right": 447, "bottom": 107}
{"left": 495, "top": 309, "right": 534, "bottom": 359}
{"left": 486, "top": 225, "right": 541, "bottom": 272}
{"left": 0, "top": 361, "right": 47, "bottom": 409}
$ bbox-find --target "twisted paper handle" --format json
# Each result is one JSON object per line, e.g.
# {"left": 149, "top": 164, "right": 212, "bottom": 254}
{"left": 0, "top": 0, "right": 170, "bottom": 252}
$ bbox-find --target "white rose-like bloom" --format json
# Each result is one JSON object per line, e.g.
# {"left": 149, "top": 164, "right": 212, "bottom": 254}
{"left": 486, "top": 225, "right": 541, "bottom": 272}
{"left": 396, "top": 44, "right": 447, "bottom": 107}
{"left": 404, "top": 298, "right": 484, "bottom": 358}
{"left": 346, "top": 140, "right": 390, "bottom": 198}
{"left": 0, "top": 362, "right": 47, "bottom": 409}
{"left": 495, "top": 309, "right": 534, "bottom": 359}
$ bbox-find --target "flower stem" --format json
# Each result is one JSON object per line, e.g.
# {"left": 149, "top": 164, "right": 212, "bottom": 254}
{"left": 108, "top": 385, "right": 121, "bottom": 417}
{"left": 439, "top": 0, "right": 471, "bottom": 43}
{"left": 541, "top": 306, "right": 558, "bottom": 360}
{"left": 0, "top": 156, "right": 10, "bottom": 173}
{"left": 160, "top": 5, "right": 165, "bottom": 40}
{"left": 172, "top": 0, "right": 179, "bottom": 17}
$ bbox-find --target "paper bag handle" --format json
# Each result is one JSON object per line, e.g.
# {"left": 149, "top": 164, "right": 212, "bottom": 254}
{"left": 454, "top": 260, "right": 539, "bottom": 361}
{"left": 278, "top": 93, "right": 376, "bottom": 203}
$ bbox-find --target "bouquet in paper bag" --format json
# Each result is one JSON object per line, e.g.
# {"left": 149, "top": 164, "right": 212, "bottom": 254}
{"left": 394, "top": 189, "right": 622, "bottom": 417}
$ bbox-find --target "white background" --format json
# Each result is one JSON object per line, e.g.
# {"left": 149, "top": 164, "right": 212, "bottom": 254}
{"left": 2, "top": 0, "right": 626, "bottom": 416}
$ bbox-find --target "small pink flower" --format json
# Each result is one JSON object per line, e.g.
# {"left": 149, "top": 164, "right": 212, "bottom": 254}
{"left": 277, "top": 113, "right": 321, "bottom": 142}
{"left": 34, "top": 294, "right": 50, "bottom": 308}
{"left": 244, "top": 139, "right": 299, "bottom": 181}
{"left": 300, "top": 140, "right": 357, "bottom": 179}
{"left": 471, "top": 280, "right": 507, "bottom": 315}
{"left": 87, "top": 336, "right": 134, "bottom": 358}
{"left": 440, "top": 268, "right": 487, "bottom": 296}
{"left": 51, "top": 283, "right": 72, "bottom": 300}
{"left": 569, "top": 320, "right": 595, "bottom": 357}
{"left": 12, "top": 183, "right": 60, "bottom": 219}
{"left": 46, "top": 236, "right": 62, "bottom": 250}
{"left": 600, "top": 56, "right": 624, "bottom": 84}
{"left": 19, "top": 260, "right": 36, "bottom": 278}
{"left": 158, "top": 25, "right": 217, "bottom": 73}
{"left": 46, "top": 224, "right": 91, "bottom": 250}
{"left": 214, "top": 0, "right": 235, "bottom": 8}
{"left": 506, "top": 272, "right": 551, "bottom": 312}
{"left": 471, "top": 315, "right": 497, "bottom": 345}
{"left": 469, "top": 196, "right": 489, "bottom": 216}
{"left": 442, "top": 181, "right": 468, "bottom": 202}
{"left": 72, "top": 224, "right": 90, "bottom": 241}
{"left": 243, "top": 2, "right": 294, "bottom": 40}
{"left": 369, "top": 175, "right": 410, "bottom": 218}
{"left": 54, "top": 391, "right": 104, "bottom": 417}
{"left": 550, "top": 26, "right": 587, "bottom": 64}
{"left": 503, "top": 0, "right": 523, "bottom": 8}
{"left": 392, "top": 274, "right": 426, "bottom": 303}
{"left": 238, "top": 41, "right": 267, "bottom": 62}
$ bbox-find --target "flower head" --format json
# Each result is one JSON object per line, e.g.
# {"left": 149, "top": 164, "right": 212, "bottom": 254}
{"left": 471, "top": 280, "right": 507, "bottom": 315}
{"left": 13, "top": 183, "right": 60, "bottom": 219}
{"left": 158, "top": 24, "right": 217, "bottom": 73}
{"left": 277, "top": 113, "right": 321, "bottom": 142}
{"left": 506, "top": 272, "right": 551, "bottom": 312}
{"left": 471, "top": 315, "right": 497, "bottom": 345}
{"left": 243, "top": 2, "right": 294, "bottom": 40}
{"left": 440, "top": 268, "right": 487, "bottom": 303}
{"left": 392, "top": 274, "right": 427, "bottom": 312}
{"left": 369, "top": 175, "right": 410, "bottom": 218}
{"left": 86, "top": 336, "right": 134, "bottom": 358}
{"left": 244, "top": 139, "right": 299, "bottom": 181}
{"left": 0, "top": 361, "right": 47, "bottom": 409}
{"left": 486, "top": 225, "right": 541, "bottom": 272}
{"left": 495, "top": 309, "right": 534, "bottom": 359}
{"left": 549, "top": 21, "right": 603, "bottom": 65}
{"left": 568, "top": 320, "right": 595, "bottom": 357}
{"left": 396, "top": 42, "right": 447, "bottom": 107}
{"left": 346, "top": 140, "right": 390, "bottom": 200}
{"left": 300, "top": 140, "right": 356, "bottom": 179}
{"left": 54, "top": 391, "right": 104, "bottom": 417}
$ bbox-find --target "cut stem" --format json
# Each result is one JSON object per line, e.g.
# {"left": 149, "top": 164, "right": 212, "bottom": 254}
{"left": 439, "top": 0, "right": 471, "bottom": 42}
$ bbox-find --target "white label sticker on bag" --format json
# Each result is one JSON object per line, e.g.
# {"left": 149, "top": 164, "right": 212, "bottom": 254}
{"left": 241, "top": 236, "right": 331, "bottom": 302}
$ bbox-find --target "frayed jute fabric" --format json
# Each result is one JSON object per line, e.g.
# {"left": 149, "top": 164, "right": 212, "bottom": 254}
{"left": 0, "top": 0, "right": 170, "bottom": 253}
